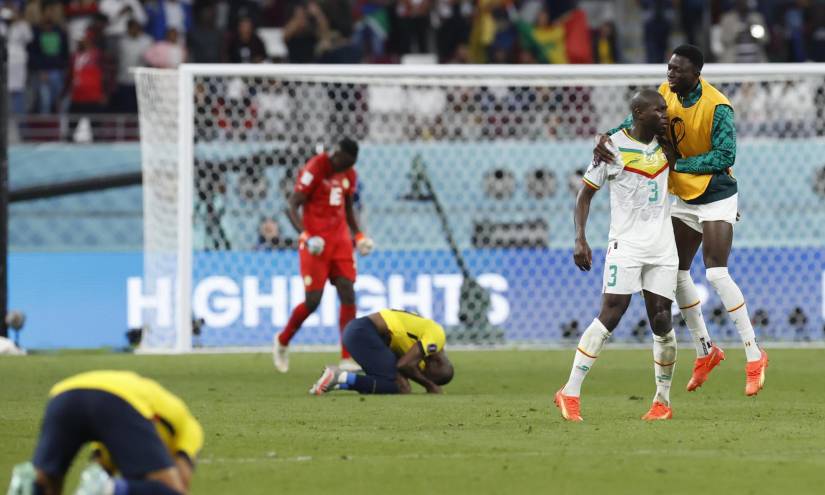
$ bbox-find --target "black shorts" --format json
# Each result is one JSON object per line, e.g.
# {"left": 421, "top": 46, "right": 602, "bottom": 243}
{"left": 32, "top": 389, "right": 174, "bottom": 478}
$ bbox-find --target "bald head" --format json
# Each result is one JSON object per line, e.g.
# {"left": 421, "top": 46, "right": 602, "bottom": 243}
{"left": 630, "top": 89, "right": 665, "bottom": 114}
{"left": 629, "top": 89, "right": 669, "bottom": 138}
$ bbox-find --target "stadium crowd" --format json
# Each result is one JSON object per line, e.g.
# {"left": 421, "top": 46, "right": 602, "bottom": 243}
{"left": 2, "top": 0, "right": 825, "bottom": 118}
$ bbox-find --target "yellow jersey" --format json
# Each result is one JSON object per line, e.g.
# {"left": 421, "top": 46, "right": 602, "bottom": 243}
{"left": 658, "top": 78, "right": 732, "bottom": 200}
{"left": 379, "top": 309, "right": 446, "bottom": 358}
{"left": 50, "top": 371, "right": 203, "bottom": 461}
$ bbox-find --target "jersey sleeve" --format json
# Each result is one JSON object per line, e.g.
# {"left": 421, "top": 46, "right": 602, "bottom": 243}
{"left": 145, "top": 379, "right": 204, "bottom": 460}
{"left": 294, "top": 157, "right": 324, "bottom": 196}
{"left": 419, "top": 323, "right": 446, "bottom": 356}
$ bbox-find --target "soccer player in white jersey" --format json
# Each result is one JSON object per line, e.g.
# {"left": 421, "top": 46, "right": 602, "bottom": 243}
{"left": 554, "top": 89, "right": 681, "bottom": 422}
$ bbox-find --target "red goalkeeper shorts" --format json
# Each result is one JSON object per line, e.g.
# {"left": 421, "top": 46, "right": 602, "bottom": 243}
{"left": 299, "top": 235, "right": 356, "bottom": 292}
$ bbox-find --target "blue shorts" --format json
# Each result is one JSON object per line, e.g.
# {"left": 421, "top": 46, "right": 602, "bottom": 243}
{"left": 342, "top": 317, "right": 398, "bottom": 382}
{"left": 32, "top": 389, "right": 174, "bottom": 478}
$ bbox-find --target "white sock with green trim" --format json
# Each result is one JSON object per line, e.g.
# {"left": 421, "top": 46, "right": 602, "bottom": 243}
{"left": 652, "top": 330, "right": 677, "bottom": 406}
{"left": 675, "top": 270, "right": 713, "bottom": 357}
{"left": 562, "top": 318, "right": 611, "bottom": 397}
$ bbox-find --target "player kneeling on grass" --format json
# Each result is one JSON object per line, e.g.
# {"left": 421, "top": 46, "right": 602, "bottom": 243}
{"left": 310, "top": 309, "right": 453, "bottom": 395}
{"left": 7, "top": 370, "right": 203, "bottom": 495}
{"left": 555, "top": 89, "right": 680, "bottom": 422}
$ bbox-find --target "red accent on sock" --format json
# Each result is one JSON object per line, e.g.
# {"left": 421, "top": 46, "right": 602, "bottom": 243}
{"left": 339, "top": 304, "right": 356, "bottom": 359}
{"left": 278, "top": 303, "right": 311, "bottom": 346}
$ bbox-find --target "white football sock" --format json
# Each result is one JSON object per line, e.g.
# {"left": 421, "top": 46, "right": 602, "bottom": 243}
{"left": 706, "top": 267, "right": 761, "bottom": 361}
{"left": 652, "top": 330, "right": 677, "bottom": 406}
{"left": 675, "top": 270, "right": 713, "bottom": 357}
{"left": 562, "top": 318, "right": 611, "bottom": 397}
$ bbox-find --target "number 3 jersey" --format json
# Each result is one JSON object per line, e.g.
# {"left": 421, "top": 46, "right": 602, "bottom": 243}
{"left": 583, "top": 129, "right": 677, "bottom": 262}
{"left": 294, "top": 153, "right": 357, "bottom": 239}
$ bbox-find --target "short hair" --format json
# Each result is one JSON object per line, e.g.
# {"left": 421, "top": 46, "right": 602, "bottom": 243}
{"left": 338, "top": 138, "right": 359, "bottom": 159}
{"left": 432, "top": 364, "right": 454, "bottom": 386}
{"left": 630, "top": 88, "right": 664, "bottom": 112}
{"left": 672, "top": 44, "right": 704, "bottom": 72}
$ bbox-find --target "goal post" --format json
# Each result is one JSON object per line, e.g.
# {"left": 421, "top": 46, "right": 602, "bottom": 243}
{"left": 135, "top": 63, "right": 825, "bottom": 353}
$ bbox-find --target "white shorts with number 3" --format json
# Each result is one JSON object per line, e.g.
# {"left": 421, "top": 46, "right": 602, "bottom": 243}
{"left": 603, "top": 244, "right": 678, "bottom": 299}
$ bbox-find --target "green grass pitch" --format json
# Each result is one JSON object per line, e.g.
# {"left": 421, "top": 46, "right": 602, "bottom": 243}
{"left": 1, "top": 349, "right": 824, "bottom": 494}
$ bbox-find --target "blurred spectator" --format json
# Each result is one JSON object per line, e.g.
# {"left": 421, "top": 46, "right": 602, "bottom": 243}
{"left": 187, "top": 1, "right": 225, "bottom": 62}
{"left": 143, "top": 28, "right": 187, "bottom": 68}
{"left": 316, "top": 0, "right": 361, "bottom": 62}
{"left": 517, "top": 8, "right": 568, "bottom": 64}
{"left": 28, "top": 2, "right": 69, "bottom": 114}
{"left": 396, "top": 0, "right": 431, "bottom": 54}
{"left": 716, "top": 0, "right": 769, "bottom": 63}
{"left": 3, "top": 3, "right": 33, "bottom": 115}
{"left": 113, "top": 18, "right": 152, "bottom": 112}
{"left": 227, "top": 0, "right": 263, "bottom": 32}
{"left": 639, "top": 0, "right": 674, "bottom": 63}
{"left": 282, "top": 1, "right": 321, "bottom": 63}
{"left": 809, "top": 2, "right": 825, "bottom": 62}
{"left": 592, "top": 20, "right": 620, "bottom": 63}
{"left": 256, "top": 217, "right": 292, "bottom": 250}
{"left": 99, "top": 0, "right": 147, "bottom": 39}
{"left": 784, "top": 0, "right": 807, "bottom": 62}
{"left": 679, "top": 0, "right": 704, "bottom": 47}
{"left": 65, "top": 0, "right": 100, "bottom": 52}
{"left": 145, "top": 0, "right": 194, "bottom": 41}
{"left": 561, "top": 5, "right": 593, "bottom": 63}
{"left": 353, "top": 0, "right": 391, "bottom": 61}
{"left": 433, "top": 0, "right": 472, "bottom": 63}
{"left": 227, "top": 16, "right": 267, "bottom": 63}
{"left": 65, "top": 33, "right": 106, "bottom": 114}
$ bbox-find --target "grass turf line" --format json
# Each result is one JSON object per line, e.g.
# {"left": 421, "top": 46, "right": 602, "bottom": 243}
{"left": 1, "top": 349, "right": 823, "bottom": 494}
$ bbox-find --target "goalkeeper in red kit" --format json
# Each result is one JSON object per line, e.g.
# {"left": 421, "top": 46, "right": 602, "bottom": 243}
{"left": 273, "top": 138, "right": 375, "bottom": 373}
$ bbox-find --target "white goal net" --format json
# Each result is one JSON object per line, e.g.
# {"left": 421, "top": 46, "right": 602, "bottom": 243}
{"left": 134, "top": 64, "right": 825, "bottom": 352}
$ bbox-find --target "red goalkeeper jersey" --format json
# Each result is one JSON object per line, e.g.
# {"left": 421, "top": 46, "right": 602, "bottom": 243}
{"left": 294, "top": 153, "right": 357, "bottom": 238}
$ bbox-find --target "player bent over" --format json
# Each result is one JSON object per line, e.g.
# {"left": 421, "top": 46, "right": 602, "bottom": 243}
{"left": 555, "top": 90, "right": 679, "bottom": 422}
{"left": 309, "top": 309, "right": 454, "bottom": 395}
{"left": 273, "top": 138, "right": 375, "bottom": 373}
{"left": 7, "top": 371, "right": 203, "bottom": 495}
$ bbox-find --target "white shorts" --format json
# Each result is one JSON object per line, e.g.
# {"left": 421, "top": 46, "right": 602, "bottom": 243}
{"left": 671, "top": 193, "right": 738, "bottom": 233}
{"left": 603, "top": 246, "right": 677, "bottom": 299}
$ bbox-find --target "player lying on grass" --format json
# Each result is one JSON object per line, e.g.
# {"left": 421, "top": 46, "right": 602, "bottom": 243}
{"left": 7, "top": 371, "right": 203, "bottom": 495}
{"left": 593, "top": 44, "right": 767, "bottom": 396}
{"left": 309, "top": 309, "right": 454, "bottom": 395}
{"left": 555, "top": 89, "right": 680, "bottom": 422}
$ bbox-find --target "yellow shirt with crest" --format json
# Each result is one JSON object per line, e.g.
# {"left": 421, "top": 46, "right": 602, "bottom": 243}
{"left": 379, "top": 309, "right": 446, "bottom": 358}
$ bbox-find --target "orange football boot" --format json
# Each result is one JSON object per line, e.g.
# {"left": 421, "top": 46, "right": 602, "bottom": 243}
{"left": 686, "top": 345, "right": 726, "bottom": 392}
{"left": 554, "top": 389, "right": 583, "bottom": 422}
{"left": 745, "top": 349, "right": 769, "bottom": 396}
{"left": 641, "top": 401, "right": 673, "bottom": 421}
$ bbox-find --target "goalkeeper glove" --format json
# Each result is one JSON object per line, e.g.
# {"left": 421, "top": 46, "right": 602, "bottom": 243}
{"left": 300, "top": 232, "right": 325, "bottom": 256}
{"left": 354, "top": 232, "right": 375, "bottom": 256}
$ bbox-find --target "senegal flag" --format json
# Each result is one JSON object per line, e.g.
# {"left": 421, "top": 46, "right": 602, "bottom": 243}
{"left": 516, "top": 19, "right": 568, "bottom": 64}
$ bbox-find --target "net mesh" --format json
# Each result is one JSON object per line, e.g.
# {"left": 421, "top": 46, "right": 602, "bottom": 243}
{"left": 136, "top": 66, "right": 825, "bottom": 350}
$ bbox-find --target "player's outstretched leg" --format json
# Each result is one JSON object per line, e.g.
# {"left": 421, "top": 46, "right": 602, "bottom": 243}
{"left": 672, "top": 218, "right": 725, "bottom": 391}
{"left": 274, "top": 292, "right": 322, "bottom": 373}
{"left": 706, "top": 266, "right": 768, "bottom": 395}
{"left": 702, "top": 220, "right": 767, "bottom": 395}
{"left": 555, "top": 318, "right": 612, "bottom": 422}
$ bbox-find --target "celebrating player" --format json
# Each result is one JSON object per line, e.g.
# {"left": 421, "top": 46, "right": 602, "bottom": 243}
{"left": 6, "top": 370, "right": 203, "bottom": 495}
{"left": 555, "top": 90, "right": 678, "bottom": 422}
{"left": 593, "top": 44, "right": 768, "bottom": 396}
{"left": 309, "top": 309, "right": 454, "bottom": 395}
{"left": 273, "top": 138, "right": 375, "bottom": 373}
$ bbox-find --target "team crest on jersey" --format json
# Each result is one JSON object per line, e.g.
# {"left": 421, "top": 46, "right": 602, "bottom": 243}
{"left": 342, "top": 178, "right": 350, "bottom": 189}
{"left": 427, "top": 344, "right": 438, "bottom": 353}
{"left": 303, "top": 276, "right": 312, "bottom": 286}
